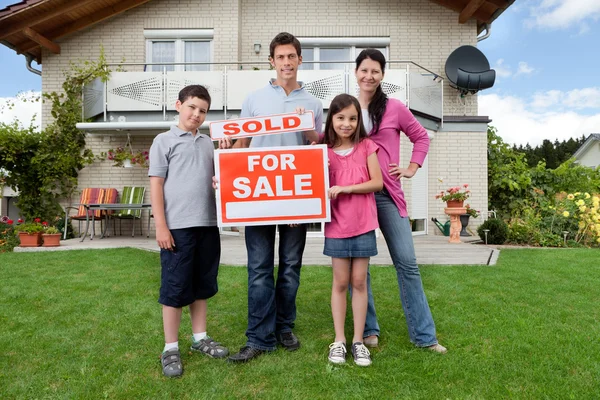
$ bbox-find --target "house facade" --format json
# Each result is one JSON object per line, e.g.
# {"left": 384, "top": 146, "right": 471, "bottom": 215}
{"left": 573, "top": 134, "right": 600, "bottom": 169}
{"left": 0, "top": 0, "right": 512, "bottom": 236}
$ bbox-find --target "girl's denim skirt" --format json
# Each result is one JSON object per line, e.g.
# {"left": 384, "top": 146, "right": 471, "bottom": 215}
{"left": 323, "top": 230, "right": 377, "bottom": 258}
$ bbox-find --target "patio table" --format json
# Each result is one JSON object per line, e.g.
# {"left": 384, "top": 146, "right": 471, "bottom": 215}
{"left": 79, "top": 203, "right": 152, "bottom": 241}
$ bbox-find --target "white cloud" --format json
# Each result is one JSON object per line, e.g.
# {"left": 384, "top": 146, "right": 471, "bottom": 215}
{"left": 493, "top": 59, "right": 512, "bottom": 78}
{"left": 526, "top": 0, "right": 600, "bottom": 30}
{"left": 479, "top": 92, "right": 600, "bottom": 146}
{"left": 515, "top": 62, "right": 535, "bottom": 76}
{"left": 0, "top": 91, "right": 41, "bottom": 130}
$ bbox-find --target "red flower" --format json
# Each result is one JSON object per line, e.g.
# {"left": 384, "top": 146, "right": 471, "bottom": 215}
{"left": 34, "top": 218, "right": 41, "bottom": 223}
{"left": 42, "top": 221, "right": 48, "bottom": 226}
{"left": 18, "top": 218, "right": 24, "bottom": 223}
{"left": 7, "top": 219, "right": 13, "bottom": 225}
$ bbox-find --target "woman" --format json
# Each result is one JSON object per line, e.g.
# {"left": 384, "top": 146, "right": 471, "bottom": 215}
{"left": 355, "top": 49, "right": 446, "bottom": 353}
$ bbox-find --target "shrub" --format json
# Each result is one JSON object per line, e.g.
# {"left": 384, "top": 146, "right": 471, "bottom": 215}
{"left": 477, "top": 218, "right": 508, "bottom": 244}
{"left": 0, "top": 219, "right": 19, "bottom": 252}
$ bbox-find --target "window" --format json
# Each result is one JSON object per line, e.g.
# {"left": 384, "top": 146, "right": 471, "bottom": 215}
{"left": 298, "top": 38, "right": 389, "bottom": 70}
{"left": 145, "top": 29, "right": 213, "bottom": 72}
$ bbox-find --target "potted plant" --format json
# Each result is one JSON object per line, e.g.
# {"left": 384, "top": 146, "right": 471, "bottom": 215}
{"left": 42, "top": 226, "right": 61, "bottom": 247}
{"left": 100, "top": 147, "right": 149, "bottom": 168}
{"left": 14, "top": 218, "right": 45, "bottom": 247}
{"left": 460, "top": 204, "right": 480, "bottom": 236}
{"left": 435, "top": 184, "right": 471, "bottom": 208}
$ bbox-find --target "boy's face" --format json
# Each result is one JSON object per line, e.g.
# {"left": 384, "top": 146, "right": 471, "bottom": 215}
{"left": 175, "top": 96, "right": 209, "bottom": 133}
{"left": 269, "top": 44, "right": 302, "bottom": 82}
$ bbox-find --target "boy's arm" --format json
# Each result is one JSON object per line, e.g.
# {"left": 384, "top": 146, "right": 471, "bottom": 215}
{"left": 150, "top": 176, "right": 175, "bottom": 250}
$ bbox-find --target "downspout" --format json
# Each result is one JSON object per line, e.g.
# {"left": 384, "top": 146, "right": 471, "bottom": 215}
{"left": 25, "top": 55, "right": 41, "bottom": 75}
{"left": 477, "top": 23, "right": 491, "bottom": 42}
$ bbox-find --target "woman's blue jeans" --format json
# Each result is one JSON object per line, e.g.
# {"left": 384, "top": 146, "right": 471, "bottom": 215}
{"left": 244, "top": 224, "right": 306, "bottom": 351}
{"left": 363, "top": 192, "right": 438, "bottom": 347}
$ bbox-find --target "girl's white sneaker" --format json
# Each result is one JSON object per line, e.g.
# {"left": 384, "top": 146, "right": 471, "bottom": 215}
{"left": 328, "top": 341, "right": 347, "bottom": 364}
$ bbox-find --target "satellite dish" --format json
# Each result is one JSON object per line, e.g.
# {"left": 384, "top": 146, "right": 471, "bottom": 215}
{"left": 445, "top": 45, "right": 495, "bottom": 95}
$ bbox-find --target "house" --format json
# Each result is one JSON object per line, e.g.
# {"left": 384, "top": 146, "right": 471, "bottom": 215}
{"left": 0, "top": 0, "right": 513, "bottom": 236}
{"left": 573, "top": 134, "right": 600, "bottom": 169}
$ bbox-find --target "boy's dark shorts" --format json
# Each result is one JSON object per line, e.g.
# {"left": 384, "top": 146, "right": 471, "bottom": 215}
{"left": 159, "top": 226, "right": 221, "bottom": 308}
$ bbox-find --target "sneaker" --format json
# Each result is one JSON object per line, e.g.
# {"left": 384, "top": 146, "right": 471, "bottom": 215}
{"left": 351, "top": 342, "right": 371, "bottom": 367}
{"left": 427, "top": 343, "right": 448, "bottom": 354}
{"left": 227, "top": 346, "right": 265, "bottom": 363}
{"left": 190, "top": 336, "right": 229, "bottom": 358}
{"left": 363, "top": 335, "right": 379, "bottom": 348}
{"left": 328, "top": 341, "right": 347, "bottom": 364}
{"left": 276, "top": 331, "right": 300, "bottom": 351}
{"left": 160, "top": 348, "right": 183, "bottom": 377}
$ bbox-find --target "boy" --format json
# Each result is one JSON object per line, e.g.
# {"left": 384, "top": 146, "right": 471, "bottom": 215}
{"left": 228, "top": 32, "right": 323, "bottom": 363}
{"left": 149, "top": 85, "right": 231, "bottom": 377}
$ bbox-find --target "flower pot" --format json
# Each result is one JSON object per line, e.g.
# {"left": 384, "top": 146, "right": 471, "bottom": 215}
{"left": 446, "top": 200, "right": 464, "bottom": 208}
{"left": 122, "top": 159, "right": 133, "bottom": 168}
{"left": 459, "top": 214, "right": 472, "bottom": 237}
{"left": 18, "top": 232, "right": 42, "bottom": 247}
{"left": 42, "top": 233, "right": 61, "bottom": 247}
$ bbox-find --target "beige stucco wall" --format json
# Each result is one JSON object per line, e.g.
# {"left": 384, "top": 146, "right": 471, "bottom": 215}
{"left": 576, "top": 142, "right": 600, "bottom": 168}
{"left": 38, "top": 0, "right": 487, "bottom": 236}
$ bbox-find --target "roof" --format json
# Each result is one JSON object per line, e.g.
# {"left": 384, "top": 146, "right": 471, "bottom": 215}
{"left": 573, "top": 133, "right": 600, "bottom": 160}
{"left": 0, "top": 0, "right": 513, "bottom": 64}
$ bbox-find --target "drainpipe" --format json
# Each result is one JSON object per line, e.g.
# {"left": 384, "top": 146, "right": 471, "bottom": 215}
{"left": 477, "top": 23, "right": 491, "bottom": 42}
{"left": 25, "top": 55, "right": 42, "bottom": 75}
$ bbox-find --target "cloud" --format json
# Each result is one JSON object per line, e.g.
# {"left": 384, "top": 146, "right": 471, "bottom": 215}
{"left": 491, "top": 60, "right": 536, "bottom": 79}
{"left": 530, "top": 87, "right": 600, "bottom": 110}
{"left": 493, "top": 59, "right": 512, "bottom": 78}
{"left": 479, "top": 91, "right": 600, "bottom": 146}
{"left": 515, "top": 62, "right": 535, "bottom": 76}
{"left": 526, "top": 0, "right": 600, "bottom": 30}
{"left": 0, "top": 91, "right": 41, "bottom": 130}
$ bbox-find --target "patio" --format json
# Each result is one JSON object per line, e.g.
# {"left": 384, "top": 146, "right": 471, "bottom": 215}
{"left": 14, "top": 233, "right": 498, "bottom": 265}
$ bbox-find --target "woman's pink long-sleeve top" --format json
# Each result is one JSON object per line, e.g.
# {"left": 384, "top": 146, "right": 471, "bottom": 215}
{"left": 367, "top": 98, "right": 430, "bottom": 217}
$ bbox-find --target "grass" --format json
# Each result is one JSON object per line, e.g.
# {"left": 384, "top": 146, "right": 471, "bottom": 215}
{"left": 1, "top": 248, "right": 599, "bottom": 399}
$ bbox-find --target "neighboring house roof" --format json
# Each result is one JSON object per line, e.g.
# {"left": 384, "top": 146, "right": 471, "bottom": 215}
{"left": 573, "top": 133, "right": 600, "bottom": 160}
{"left": 0, "top": 0, "right": 514, "bottom": 64}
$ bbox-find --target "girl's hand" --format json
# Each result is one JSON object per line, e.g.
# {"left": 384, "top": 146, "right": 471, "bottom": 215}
{"left": 212, "top": 176, "right": 219, "bottom": 190}
{"left": 388, "top": 163, "right": 415, "bottom": 180}
{"left": 218, "top": 137, "right": 233, "bottom": 149}
{"left": 295, "top": 106, "right": 306, "bottom": 115}
{"left": 328, "top": 186, "right": 351, "bottom": 199}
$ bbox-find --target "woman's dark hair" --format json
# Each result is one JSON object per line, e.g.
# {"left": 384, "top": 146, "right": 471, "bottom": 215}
{"left": 355, "top": 49, "right": 388, "bottom": 135}
{"left": 323, "top": 94, "right": 368, "bottom": 147}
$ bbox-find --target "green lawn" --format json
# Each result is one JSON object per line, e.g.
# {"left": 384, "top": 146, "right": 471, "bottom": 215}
{"left": 1, "top": 248, "right": 599, "bottom": 399}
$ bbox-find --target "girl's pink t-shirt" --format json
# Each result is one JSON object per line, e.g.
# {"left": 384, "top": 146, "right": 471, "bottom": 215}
{"left": 325, "top": 138, "right": 379, "bottom": 239}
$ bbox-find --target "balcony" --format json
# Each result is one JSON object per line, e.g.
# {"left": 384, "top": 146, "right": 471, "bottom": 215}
{"left": 79, "top": 61, "right": 443, "bottom": 131}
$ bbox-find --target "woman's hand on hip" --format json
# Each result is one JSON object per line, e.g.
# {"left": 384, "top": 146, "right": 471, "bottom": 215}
{"left": 388, "top": 163, "right": 415, "bottom": 180}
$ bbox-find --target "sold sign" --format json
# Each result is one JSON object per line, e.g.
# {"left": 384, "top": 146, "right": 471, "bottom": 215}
{"left": 214, "top": 145, "right": 330, "bottom": 227}
{"left": 209, "top": 112, "right": 315, "bottom": 140}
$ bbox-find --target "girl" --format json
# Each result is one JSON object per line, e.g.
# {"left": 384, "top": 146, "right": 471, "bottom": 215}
{"left": 323, "top": 94, "right": 383, "bottom": 366}
{"left": 355, "top": 49, "right": 446, "bottom": 353}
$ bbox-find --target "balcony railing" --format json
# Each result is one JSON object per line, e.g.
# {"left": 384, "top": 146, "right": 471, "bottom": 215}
{"left": 82, "top": 61, "right": 443, "bottom": 123}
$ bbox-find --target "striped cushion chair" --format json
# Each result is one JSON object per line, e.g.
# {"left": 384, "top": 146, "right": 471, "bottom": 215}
{"left": 99, "top": 188, "right": 118, "bottom": 237}
{"left": 114, "top": 186, "right": 146, "bottom": 236}
{"left": 63, "top": 188, "right": 103, "bottom": 239}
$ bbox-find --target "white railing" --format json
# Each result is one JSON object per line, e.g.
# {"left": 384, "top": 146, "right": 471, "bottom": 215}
{"left": 83, "top": 61, "right": 443, "bottom": 122}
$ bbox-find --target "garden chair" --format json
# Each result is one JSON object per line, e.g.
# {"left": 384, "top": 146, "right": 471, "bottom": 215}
{"left": 63, "top": 188, "right": 103, "bottom": 240}
{"left": 114, "top": 186, "right": 146, "bottom": 236}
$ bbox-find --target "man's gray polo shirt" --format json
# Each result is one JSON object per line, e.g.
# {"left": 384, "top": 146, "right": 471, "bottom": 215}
{"left": 148, "top": 125, "right": 217, "bottom": 229}
{"left": 241, "top": 80, "right": 323, "bottom": 148}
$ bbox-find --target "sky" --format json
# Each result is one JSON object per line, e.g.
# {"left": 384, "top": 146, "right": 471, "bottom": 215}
{"left": 1, "top": 0, "right": 599, "bottom": 146}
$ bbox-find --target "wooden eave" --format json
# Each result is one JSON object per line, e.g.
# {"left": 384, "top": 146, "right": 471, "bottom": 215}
{"left": 0, "top": 0, "right": 513, "bottom": 64}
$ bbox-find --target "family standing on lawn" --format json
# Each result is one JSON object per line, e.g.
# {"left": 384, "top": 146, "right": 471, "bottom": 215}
{"left": 149, "top": 32, "right": 446, "bottom": 378}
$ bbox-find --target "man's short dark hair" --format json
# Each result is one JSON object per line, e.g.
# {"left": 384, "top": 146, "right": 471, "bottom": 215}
{"left": 178, "top": 85, "right": 211, "bottom": 108}
{"left": 269, "top": 32, "right": 301, "bottom": 59}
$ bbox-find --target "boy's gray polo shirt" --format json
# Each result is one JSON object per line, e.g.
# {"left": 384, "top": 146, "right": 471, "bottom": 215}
{"left": 241, "top": 80, "right": 323, "bottom": 148}
{"left": 148, "top": 125, "right": 217, "bottom": 229}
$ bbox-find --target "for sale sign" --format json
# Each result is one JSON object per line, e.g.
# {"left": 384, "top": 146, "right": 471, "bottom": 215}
{"left": 209, "top": 112, "right": 315, "bottom": 140}
{"left": 214, "top": 145, "right": 330, "bottom": 227}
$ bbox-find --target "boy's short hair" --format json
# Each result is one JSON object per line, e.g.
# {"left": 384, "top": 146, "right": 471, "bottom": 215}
{"left": 178, "top": 85, "right": 211, "bottom": 108}
{"left": 269, "top": 32, "right": 301, "bottom": 59}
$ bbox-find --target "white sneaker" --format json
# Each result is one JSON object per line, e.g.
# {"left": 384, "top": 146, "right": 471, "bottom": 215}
{"left": 328, "top": 341, "right": 347, "bottom": 364}
{"left": 351, "top": 342, "right": 372, "bottom": 367}
{"left": 428, "top": 343, "right": 448, "bottom": 354}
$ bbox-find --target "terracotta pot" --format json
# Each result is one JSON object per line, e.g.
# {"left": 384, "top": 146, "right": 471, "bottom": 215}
{"left": 18, "top": 232, "right": 42, "bottom": 247}
{"left": 42, "top": 233, "right": 61, "bottom": 247}
{"left": 446, "top": 200, "right": 464, "bottom": 208}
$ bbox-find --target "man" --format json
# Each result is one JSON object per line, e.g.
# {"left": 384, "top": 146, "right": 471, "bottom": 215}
{"left": 228, "top": 32, "right": 323, "bottom": 363}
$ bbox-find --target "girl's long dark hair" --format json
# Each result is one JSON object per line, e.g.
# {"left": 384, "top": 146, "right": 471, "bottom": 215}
{"left": 355, "top": 49, "right": 388, "bottom": 135}
{"left": 323, "top": 94, "right": 367, "bottom": 147}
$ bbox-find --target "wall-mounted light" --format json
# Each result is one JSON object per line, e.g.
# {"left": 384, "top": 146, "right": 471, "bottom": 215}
{"left": 254, "top": 43, "right": 261, "bottom": 54}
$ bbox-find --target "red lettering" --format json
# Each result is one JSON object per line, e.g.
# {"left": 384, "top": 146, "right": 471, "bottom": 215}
{"left": 243, "top": 120, "right": 262, "bottom": 133}
{"left": 282, "top": 116, "right": 301, "bottom": 129}
{"left": 223, "top": 122, "right": 241, "bottom": 135}
{"left": 265, "top": 119, "right": 281, "bottom": 131}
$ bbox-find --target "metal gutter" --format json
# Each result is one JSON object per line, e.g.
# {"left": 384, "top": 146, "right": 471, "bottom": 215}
{"left": 76, "top": 121, "right": 184, "bottom": 131}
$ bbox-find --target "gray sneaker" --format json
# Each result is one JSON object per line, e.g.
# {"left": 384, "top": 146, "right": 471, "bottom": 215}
{"left": 190, "top": 336, "right": 229, "bottom": 358}
{"left": 161, "top": 348, "right": 183, "bottom": 378}
{"left": 351, "top": 342, "right": 372, "bottom": 367}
